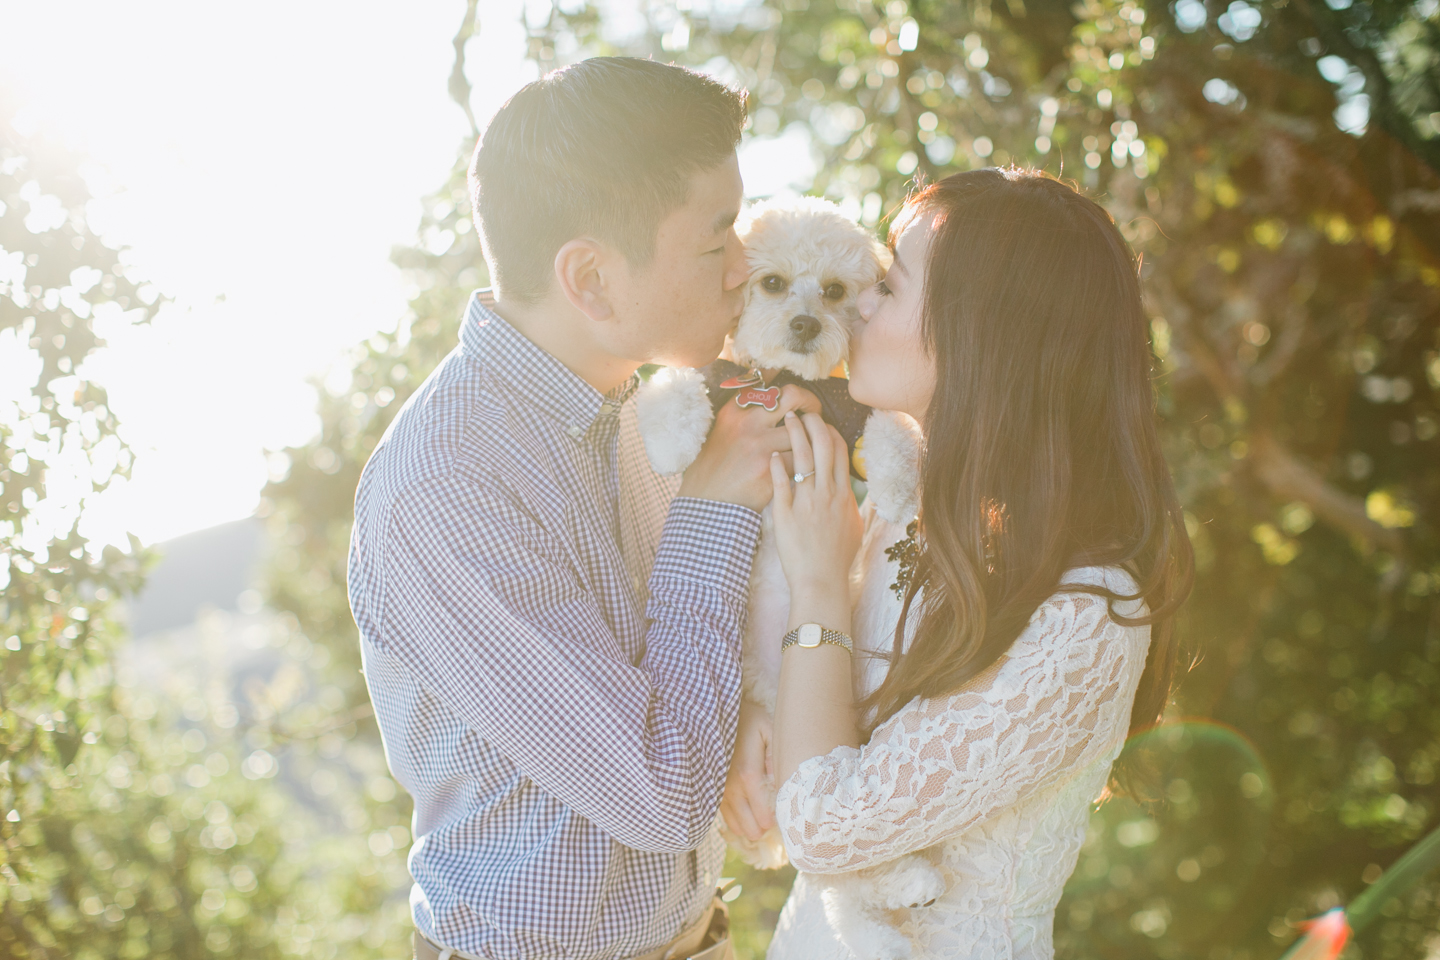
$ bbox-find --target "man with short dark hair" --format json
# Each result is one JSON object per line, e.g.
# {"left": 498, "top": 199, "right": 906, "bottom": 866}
{"left": 349, "top": 58, "right": 810, "bottom": 960}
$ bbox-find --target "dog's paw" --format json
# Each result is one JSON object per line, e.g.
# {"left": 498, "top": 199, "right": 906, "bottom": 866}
{"left": 634, "top": 368, "right": 712, "bottom": 475}
{"left": 858, "top": 410, "right": 923, "bottom": 524}
{"left": 750, "top": 831, "right": 789, "bottom": 870}
{"left": 880, "top": 856, "right": 947, "bottom": 911}
{"left": 718, "top": 818, "right": 789, "bottom": 870}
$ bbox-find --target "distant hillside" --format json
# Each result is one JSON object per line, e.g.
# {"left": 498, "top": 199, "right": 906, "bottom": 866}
{"left": 126, "top": 517, "right": 267, "bottom": 638}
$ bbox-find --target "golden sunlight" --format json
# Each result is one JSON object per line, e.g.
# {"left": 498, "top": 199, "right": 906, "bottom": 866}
{"left": 0, "top": 0, "right": 533, "bottom": 546}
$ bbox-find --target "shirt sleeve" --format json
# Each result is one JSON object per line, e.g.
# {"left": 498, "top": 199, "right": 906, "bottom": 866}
{"left": 377, "top": 474, "right": 760, "bottom": 853}
{"left": 774, "top": 591, "right": 1146, "bottom": 873}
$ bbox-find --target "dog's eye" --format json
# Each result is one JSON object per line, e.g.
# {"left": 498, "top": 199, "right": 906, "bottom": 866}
{"left": 823, "top": 282, "right": 846, "bottom": 301}
{"left": 760, "top": 275, "right": 788, "bottom": 294}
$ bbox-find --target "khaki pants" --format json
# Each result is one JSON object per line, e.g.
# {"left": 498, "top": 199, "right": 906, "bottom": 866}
{"left": 413, "top": 897, "right": 732, "bottom": 960}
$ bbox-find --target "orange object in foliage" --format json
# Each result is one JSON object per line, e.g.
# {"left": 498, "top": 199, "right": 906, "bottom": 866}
{"left": 1280, "top": 909, "right": 1351, "bottom": 960}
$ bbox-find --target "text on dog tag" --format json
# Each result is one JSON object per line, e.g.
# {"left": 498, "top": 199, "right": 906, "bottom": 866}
{"left": 734, "top": 386, "right": 782, "bottom": 411}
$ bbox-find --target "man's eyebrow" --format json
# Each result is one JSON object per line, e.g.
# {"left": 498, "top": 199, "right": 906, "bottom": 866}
{"left": 711, "top": 209, "right": 739, "bottom": 235}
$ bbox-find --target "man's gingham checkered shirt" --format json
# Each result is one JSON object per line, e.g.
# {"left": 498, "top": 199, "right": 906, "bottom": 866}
{"left": 349, "top": 292, "right": 760, "bottom": 959}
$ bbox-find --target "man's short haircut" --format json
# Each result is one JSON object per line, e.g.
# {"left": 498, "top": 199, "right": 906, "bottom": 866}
{"left": 470, "top": 57, "right": 748, "bottom": 303}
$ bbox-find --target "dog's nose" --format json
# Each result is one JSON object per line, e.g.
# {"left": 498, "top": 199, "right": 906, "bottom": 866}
{"left": 789, "top": 315, "right": 821, "bottom": 342}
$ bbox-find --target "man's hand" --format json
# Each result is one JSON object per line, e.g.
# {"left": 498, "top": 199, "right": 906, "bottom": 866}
{"left": 679, "top": 385, "right": 821, "bottom": 512}
{"left": 719, "top": 698, "right": 776, "bottom": 842}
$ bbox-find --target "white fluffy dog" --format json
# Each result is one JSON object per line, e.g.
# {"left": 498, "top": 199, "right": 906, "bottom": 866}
{"left": 729, "top": 195, "right": 876, "bottom": 382}
{"left": 634, "top": 196, "right": 942, "bottom": 960}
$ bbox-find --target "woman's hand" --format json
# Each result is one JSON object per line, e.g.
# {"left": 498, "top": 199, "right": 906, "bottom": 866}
{"left": 770, "top": 411, "right": 864, "bottom": 786}
{"left": 769, "top": 411, "right": 864, "bottom": 605}
{"left": 719, "top": 698, "right": 775, "bottom": 842}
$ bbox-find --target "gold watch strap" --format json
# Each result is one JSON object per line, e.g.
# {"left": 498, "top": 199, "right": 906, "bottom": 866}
{"left": 781, "top": 622, "right": 853, "bottom": 654}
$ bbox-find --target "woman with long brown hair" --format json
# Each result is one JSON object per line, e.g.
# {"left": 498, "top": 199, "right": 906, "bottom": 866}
{"left": 754, "top": 168, "right": 1194, "bottom": 959}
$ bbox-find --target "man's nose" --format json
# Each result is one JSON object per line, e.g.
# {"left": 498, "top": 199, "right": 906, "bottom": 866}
{"left": 789, "top": 315, "right": 821, "bottom": 342}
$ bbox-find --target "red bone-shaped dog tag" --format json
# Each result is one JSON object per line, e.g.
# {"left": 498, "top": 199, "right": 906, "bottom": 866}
{"left": 734, "top": 385, "right": 781, "bottom": 411}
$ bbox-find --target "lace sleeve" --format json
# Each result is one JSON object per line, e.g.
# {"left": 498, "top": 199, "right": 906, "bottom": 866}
{"left": 774, "top": 590, "right": 1147, "bottom": 873}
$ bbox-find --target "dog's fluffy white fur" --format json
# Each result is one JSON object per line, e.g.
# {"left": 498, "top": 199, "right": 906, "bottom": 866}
{"left": 635, "top": 194, "right": 889, "bottom": 484}
{"left": 634, "top": 196, "right": 940, "bottom": 960}
{"left": 822, "top": 855, "right": 949, "bottom": 960}
{"left": 730, "top": 195, "right": 883, "bottom": 381}
{"left": 857, "top": 408, "right": 925, "bottom": 525}
{"left": 633, "top": 367, "right": 712, "bottom": 475}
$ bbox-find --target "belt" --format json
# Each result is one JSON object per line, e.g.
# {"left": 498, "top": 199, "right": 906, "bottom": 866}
{"left": 413, "top": 897, "right": 730, "bottom": 960}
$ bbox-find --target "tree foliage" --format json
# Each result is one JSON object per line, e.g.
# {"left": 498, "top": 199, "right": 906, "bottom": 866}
{"left": 0, "top": 99, "right": 409, "bottom": 958}
{"left": 267, "top": 1, "right": 1440, "bottom": 958}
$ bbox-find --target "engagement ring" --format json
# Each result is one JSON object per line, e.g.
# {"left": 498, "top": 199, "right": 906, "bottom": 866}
{"left": 793, "top": 470, "right": 815, "bottom": 482}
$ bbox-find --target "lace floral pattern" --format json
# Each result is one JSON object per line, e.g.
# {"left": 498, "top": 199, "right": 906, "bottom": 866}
{"left": 767, "top": 503, "right": 1150, "bottom": 960}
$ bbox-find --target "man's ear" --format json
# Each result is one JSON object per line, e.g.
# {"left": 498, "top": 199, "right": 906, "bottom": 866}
{"left": 554, "top": 238, "right": 616, "bottom": 323}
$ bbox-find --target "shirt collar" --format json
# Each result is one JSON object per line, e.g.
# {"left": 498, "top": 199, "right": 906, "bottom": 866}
{"left": 461, "top": 291, "right": 637, "bottom": 440}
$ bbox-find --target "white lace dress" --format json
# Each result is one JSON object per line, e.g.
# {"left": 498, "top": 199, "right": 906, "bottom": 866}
{"left": 766, "top": 500, "right": 1151, "bottom": 960}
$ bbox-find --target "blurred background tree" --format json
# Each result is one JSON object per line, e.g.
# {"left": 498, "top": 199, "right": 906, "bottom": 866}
{"left": 250, "top": 0, "right": 1440, "bottom": 957}
{"left": 0, "top": 97, "right": 411, "bottom": 957}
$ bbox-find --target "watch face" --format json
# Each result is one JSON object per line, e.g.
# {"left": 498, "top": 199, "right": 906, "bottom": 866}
{"left": 798, "top": 623, "right": 822, "bottom": 647}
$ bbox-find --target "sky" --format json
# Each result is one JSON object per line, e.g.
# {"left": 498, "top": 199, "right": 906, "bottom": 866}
{"left": 1, "top": 0, "right": 815, "bottom": 548}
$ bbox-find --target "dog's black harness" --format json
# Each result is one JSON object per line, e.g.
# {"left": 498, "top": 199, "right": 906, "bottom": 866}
{"left": 702, "top": 359, "right": 872, "bottom": 480}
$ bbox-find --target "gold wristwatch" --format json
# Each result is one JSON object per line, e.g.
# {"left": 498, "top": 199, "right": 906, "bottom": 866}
{"left": 781, "top": 622, "right": 853, "bottom": 655}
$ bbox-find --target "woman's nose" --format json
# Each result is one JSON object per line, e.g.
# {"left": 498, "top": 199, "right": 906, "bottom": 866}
{"left": 856, "top": 285, "right": 876, "bottom": 320}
